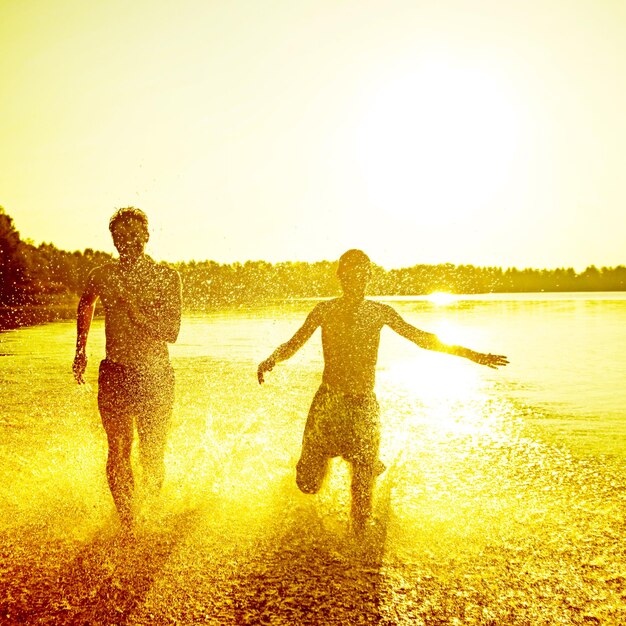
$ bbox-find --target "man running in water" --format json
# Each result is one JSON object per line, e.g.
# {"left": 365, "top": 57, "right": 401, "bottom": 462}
{"left": 257, "top": 249, "right": 508, "bottom": 534}
{"left": 73, "top": 207, "right": 182, "bottom": 534}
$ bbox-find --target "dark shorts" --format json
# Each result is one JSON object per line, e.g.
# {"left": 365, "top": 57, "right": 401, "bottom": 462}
{"left": 98, "top": 359, "right": 175, "bottom": 430}
{"left": 300, "top": 384, "right": 380, "bottom": 466}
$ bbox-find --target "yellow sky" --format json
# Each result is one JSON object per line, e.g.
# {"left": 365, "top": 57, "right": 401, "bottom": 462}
{"left": 1, "top": 0, "right": 625, "bottom": 269}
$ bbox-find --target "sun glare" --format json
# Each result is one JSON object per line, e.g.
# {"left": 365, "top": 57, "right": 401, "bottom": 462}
{"left": 380, "top": 316, "right": 484, "bottom": 437}
{"left": 380, "top": 352, "right": 484, "bottom": 440}
{"left": 355, "top": 58, "right": 522, "bottom": 224}
{"left": 426, "top": 292, "right": 457, "bottom": 306}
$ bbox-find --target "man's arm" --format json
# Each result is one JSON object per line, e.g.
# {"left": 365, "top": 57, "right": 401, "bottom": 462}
{"left": 73, "top": 269, "right": 100, "bottom": 384}
{"left": 257, "top": 304, "right": 325, "bottom": 384}
{"left": 384, "top": 305, "right": 509, "bottom": 369}
{"left": 118, "top": 268, "right": 182, "bottom": 343}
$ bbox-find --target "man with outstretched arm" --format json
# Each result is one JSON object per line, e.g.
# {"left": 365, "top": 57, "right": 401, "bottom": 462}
{"left": 257, "top": 249, "right": 508, "bottom": 535}
{"left": 73, "top": 207, "right": 182, "bottom": 535}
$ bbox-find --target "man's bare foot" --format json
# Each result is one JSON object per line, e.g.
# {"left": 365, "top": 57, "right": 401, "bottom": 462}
{"left": 116, "top": 511, "right": 137, "bottom": 545}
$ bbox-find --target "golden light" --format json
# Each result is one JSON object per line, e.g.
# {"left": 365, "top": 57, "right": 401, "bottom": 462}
{"left": 380, "top": 314, "right": 479, "bottom": 413}
{"left": 426, "top": 291, "right": 458, "bottom": 306}
{"left": 380, "top": 356, "right": 485, "bottom": 454}
{"left": 354, "top": 58, "right": 523, "bottom": 225}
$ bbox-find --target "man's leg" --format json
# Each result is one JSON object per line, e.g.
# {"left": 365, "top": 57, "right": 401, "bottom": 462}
{"left": 136, "top": 366, "right": 174, "bottom": 499}
{"left": 98, "top": 360, "right": 136, "bottom": 531}
{"left": 350, "top": 460, "right": 376, "bottom": 533}
{"left": 102, "top": 414, "right": 135, "bottom": 530}
{"left": 136, "top": 408, "right": 170, "bottom": 498}
{"left": 296, "top": 386, "right": 335, "bottom": 494}
{"left": 296, "top": 447, "right": 330, "bottom": 494}
{"left": 348, "top": 394, "right": 381, "bottom": 534}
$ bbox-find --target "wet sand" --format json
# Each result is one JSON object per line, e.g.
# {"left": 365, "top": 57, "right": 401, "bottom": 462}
{"left": 2, "top": 391, "right": 626, "bottom": 625}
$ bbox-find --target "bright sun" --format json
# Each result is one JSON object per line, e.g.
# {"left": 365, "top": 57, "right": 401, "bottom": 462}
{"left": 354, "top": 58, "right": 522, "bottom": 225}
{"left": 426, "top": 292, "right": 457, "bottom": 306}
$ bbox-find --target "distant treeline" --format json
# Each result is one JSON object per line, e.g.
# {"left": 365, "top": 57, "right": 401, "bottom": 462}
{"left": 1, "top": 206, "right": 625, "bottom": 312}
{"left": 1, "top": 207, "right": 113, "bottom": 307}
{"left": 177, "top": 259, "right": 626, "bottom": 306}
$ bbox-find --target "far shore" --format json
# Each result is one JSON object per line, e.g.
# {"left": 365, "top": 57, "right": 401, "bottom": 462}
{"left": 0, "top": 303, "right": 79, "bottom": 332}
{"left": 2, "top": 289, "right": 626, "bottom": 332}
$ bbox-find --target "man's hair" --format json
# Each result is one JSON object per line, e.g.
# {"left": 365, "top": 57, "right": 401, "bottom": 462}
{"left": 337, "top": 249, "right": 371, "bottom": 275}
{"left": 109, "top": 207, "right": 149, "bottom": 234}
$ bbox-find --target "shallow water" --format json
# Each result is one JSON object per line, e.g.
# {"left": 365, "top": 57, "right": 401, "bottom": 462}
{"left": 1, "top": 294, "right": 626, "bottom": 624}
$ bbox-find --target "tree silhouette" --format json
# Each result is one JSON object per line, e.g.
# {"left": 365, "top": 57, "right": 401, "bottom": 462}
{"left": 0, "top": 206, "right": 29, "bottom": 305}
{"left": 0, "top": 206, "right": 625, "bottom": 321}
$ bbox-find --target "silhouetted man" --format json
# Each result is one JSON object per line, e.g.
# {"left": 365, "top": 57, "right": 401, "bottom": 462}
{"left": 73, "top": 207, "right": 182, "bottom": 535}
{"left": 257, "top": 249, "right": 508, "bottom": 535}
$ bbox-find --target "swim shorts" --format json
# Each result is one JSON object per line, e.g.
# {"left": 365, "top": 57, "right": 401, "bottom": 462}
{"left": 98, "top": 359, "right": 175, "bottom": 424}
{"left": 299, "top": 383, "right": 380, "bottom": 466}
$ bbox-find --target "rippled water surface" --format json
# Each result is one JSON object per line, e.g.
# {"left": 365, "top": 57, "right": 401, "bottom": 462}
{"left": 1, "top": 294, "right": 626, "bottom": 624}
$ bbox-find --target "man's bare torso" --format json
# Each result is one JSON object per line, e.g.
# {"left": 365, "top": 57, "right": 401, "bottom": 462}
{"left": 95, "top": 256, "right": 175, "bottom": 368}
{"left": 316, "top": 298, "right": 393, "bottom": 394}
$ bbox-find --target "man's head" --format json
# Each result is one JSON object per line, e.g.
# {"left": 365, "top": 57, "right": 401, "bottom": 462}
{"left": 109, "top": 207, "right": 149, "bottom": 265}
{"left": 337, "top": 249, "right": 371, "bottom": 298}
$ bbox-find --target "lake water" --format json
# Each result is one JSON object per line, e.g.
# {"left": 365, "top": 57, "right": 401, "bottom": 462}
{"left": 1, "top": 293, "right": 626, "bottom": 624}
{"left": 173, "top": 292, "right": 626, "bottom": 454}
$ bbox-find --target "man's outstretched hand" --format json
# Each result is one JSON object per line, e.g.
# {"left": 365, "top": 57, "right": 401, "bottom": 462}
{"left": 257, "top": 357, "right": 276, "bottom": 384}
{"left": 474, "top": 352, "right": 509, "bottom": 369}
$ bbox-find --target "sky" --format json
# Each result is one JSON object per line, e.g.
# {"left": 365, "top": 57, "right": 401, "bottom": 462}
{"left": 1, "top": 0, "right": 625, "bottom": 270}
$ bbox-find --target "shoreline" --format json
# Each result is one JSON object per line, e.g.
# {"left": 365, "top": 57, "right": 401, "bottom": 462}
{"left": 3, "top": 290, "right": 626, "bottom": 333}
{"left": 0, "top": 303, "right": 78, "bottom": 332}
